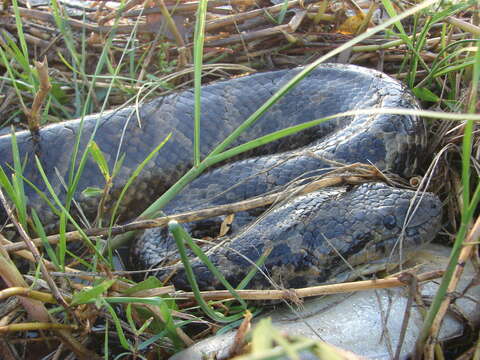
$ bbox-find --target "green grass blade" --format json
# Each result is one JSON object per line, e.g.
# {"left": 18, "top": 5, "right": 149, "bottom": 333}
{"left": 88, "top": 141, "right": 111, "bottom": 181}
{"left": 277, "top": 0, "right": 290, "bottom": 24}
{"left": 1, "top": 30, "right": 31, "bottom": 76}
{"left": 415, "top": 37, "right": 480, "bottom": 355}
{"left": 101, "top": 298, "right": 131, "bottom": 350}
{"left": 193, "top": 0, "right": 208, "bottom": 167}
{"left": 108, "top": 133, "right": 171, "bottom": 228}
{"left": 461, "top": 39, "right": 479, "bottom": 215}
{"left": 71, "top": 279, "right": 116, "bottom": 306}
{"left": 0, "top": 167, "right": 16, "bottom": 202}
{"left": 11, "top": 0, "right": 32, "bottom": 82}
{"left": 9, "top": 131, "right": 28, "bottom": 227}
{"left": 104, "top": 321, "right": 109, "bottom": 360}
{"left": 236, "top": 248, "right": 272, "bottom": 290}
{"left": 33, "top": 156, "right": 106, "bottom": 262}
{"left": 31, "top": 210, "right": 60, "bottom": 269}
{"left": 181, "top": 233, "right": 248, "bottom": 309}
{"left": 169, "top": 221, "right": 245, "bottom": 323}
{"left": 381, "top": 0, "right": 430, "bottom": 87}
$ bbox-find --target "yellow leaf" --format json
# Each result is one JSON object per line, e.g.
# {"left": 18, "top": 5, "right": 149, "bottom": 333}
{"left": 338, "top": 14, "right": 364, "bottom": 34}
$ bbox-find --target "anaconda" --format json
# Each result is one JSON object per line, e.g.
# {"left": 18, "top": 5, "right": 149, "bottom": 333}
{"left": 0, "top": 64, "right": 442, "bottom": 289}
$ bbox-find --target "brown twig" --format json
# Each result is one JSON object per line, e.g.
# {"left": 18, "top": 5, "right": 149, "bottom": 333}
{"left": 99, "top": 0, "right": 144, "bottom": 25}
{"left": 26, "top": 57, "right": 51, "bottom": 135}
{"left": 229, "top": 309, "right": 253, "bottom": 358}
{"left": 0, "top": 244, "right": 50, "bottom": 322}
{"left": 204, "top": 0, "right": 315, "bottom": 32}
{"left": 445, "top": 16, "right": 480, "bottom": 36}
{"left": 205, "top": 8, "right": 307, "bottom": 46}
{"left": 0, "top": 338, "right": 16, "bottom": 360}
{"left": 4, "top": 172, "right": 376, "bottom": 253}
{"left": 175, "top": 270, "right": 444, "bottom": 301}
{"left": 18, "top": 7, "right": 145, "bottom": 34}
{"left": 153, "top": 0, "right": 190, "bottom": 66}
{"left": 123, "top": 0, "right": 257, "bottom": 17}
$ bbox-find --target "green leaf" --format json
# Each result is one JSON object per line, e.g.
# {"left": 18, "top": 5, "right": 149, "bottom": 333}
{"left": 9, "top": 130, "right": 28, "bottom": 227}
{"left": 125, "top": 303, "right": 137, "bottom": 334}
{"left": 136, "top": 315, "right": 154, "bottom": 335}
{"left": 138, "top": 329, "right": 168, "bottom": 351}
{"left": 412, "top": 87, "right": 440, "bottom": 102}
{"left": 88, "top": 141, "right": 110, "bottom": 181}
{"left": 159, "top": 300, "right": 185, "bottom": 349}
{"left": 82, "top": 186, "right": 104, "bottom": 198}
{"left": 112, "top": 153, "right": 126, "bottom": 179}
{"left": 251, "top": 318, "right": 274, "bottom": 352}
{"left": 71, "top": 279, "right": 116, "bottom": 306}
{"left": 170, "top": 221, "right": 247, "bottom": 308}
{"left": 120, "top": 276, "right": 164, "bottom": 296}
{"left": 101, "top": 298, "right": 131, "bottom": 350}
{"left": 50, "top": 83, "right": 68, "bottom": 104}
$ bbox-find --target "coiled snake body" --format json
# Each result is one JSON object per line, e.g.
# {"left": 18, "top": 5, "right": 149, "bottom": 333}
{"left": 0, "top": 64, "right": 442, "bottom": 290}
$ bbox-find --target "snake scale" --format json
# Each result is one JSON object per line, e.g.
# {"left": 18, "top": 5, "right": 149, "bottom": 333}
{"left": 0, "top": 64, "right": 442, "bottom": 290}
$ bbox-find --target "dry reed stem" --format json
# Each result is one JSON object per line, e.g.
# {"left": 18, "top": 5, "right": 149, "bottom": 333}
{"left": 445, "top": 16, "right": 480, "bottom": 36}
{"left": 0, "top": 287, "right": 57, "bottom": 304}
{"left": 0, "top": 244, "right": 50, "bottom": 322}
{"left": 123, "top": 0, "right": 258, "bottom": 17}
{"left": 175, "top": 270, "right": 443, "bottom": 301}
{"left": 204, "top": 0, "right": 315, "bottom": 32}
{"left": 0, "top": 322, "right": 79, "bottom": 333}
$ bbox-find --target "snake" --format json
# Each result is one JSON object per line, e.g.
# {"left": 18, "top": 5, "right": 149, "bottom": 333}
{"left": 0, "top": 64, "right": 442, "bottom": 290}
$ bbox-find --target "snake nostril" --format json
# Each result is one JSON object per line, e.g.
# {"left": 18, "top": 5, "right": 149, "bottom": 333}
{"left": 383, "top": 215, "right": 397, "bottom": 230}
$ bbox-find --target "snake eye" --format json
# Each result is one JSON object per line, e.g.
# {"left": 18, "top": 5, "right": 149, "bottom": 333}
{"left": 383, "top": 215, "right": 396, "bottom": 229}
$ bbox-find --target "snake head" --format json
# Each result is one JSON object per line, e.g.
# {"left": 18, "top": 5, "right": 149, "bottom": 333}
{"left": 325, "top": 182, "right": 442, "bottom": 282}
{"left": 133, "top": 182, "right": 442, "bottom": 291}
